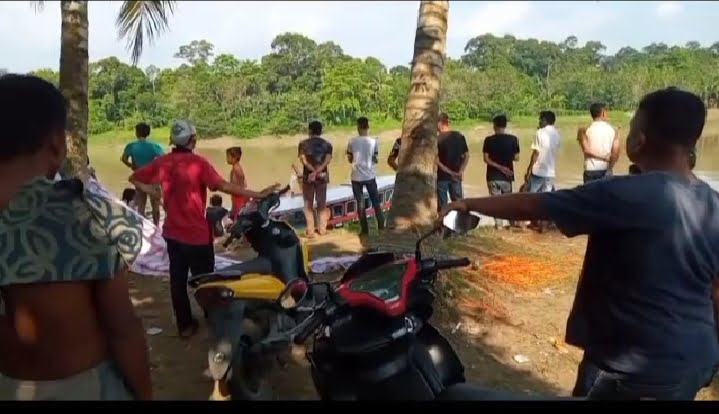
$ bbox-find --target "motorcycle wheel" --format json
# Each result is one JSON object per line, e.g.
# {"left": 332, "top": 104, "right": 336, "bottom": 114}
{"left": 228, "top": 317, "right": 272, "bottom": 400}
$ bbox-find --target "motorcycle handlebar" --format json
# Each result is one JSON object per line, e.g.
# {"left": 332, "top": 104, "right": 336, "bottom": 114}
{"left": 293, "top": 310, "right": 325, "bottom": 344}
{"left": 434, "top": 257, "right": 471, "bottom": 271}
{"left": 257, "top": 185, "right": 291, "bottom": 221}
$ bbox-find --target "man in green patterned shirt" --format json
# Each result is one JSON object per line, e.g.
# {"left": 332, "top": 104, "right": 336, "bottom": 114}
{"left": 0, "top": 74, "right": 151, "bottom": 400}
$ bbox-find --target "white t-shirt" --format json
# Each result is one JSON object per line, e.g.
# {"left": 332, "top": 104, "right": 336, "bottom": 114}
{"left": 531, "top": 125, "right": 561, "bottom": 178}
{"left": 583, "top": 120, "right": 616, "bottom": 171}
{"left": 346, "top": 135, "right": 378, "bottom": 182}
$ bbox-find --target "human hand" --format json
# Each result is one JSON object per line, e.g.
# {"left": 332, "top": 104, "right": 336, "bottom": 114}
{"left": 436, "top": 200, "right": 468, "bottom": 228}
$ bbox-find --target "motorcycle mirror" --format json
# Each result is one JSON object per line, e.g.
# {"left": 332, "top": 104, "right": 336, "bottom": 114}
{"left": 277, "top": 279, "right": 310, "bottom": 310}
{"left": 442, "top": 210, "right": 481, "bottom": 235}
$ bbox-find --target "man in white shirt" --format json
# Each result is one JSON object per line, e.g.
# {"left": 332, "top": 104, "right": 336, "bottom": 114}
{"left": 524, "top": 110, "right": 561, "bottom": 193}
{"left": 578, "top": 103, "right": 620, "bottom": 183}
{"left": 346, "top": 117, "right": 384, "bottom": 235}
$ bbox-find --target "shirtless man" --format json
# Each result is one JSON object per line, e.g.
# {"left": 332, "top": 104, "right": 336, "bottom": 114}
{"left": 0, "top": 75, "right": 151, "bottom": 400}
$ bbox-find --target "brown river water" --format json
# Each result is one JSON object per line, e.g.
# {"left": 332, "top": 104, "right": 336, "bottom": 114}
{"left": 90, "top": 126, "right": 719, "bottom": 207}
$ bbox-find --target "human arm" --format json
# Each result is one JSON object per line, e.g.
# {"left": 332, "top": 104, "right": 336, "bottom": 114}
{"left": 309, "top": 154, "right": 333, "bottom": 181}
{"left": 297, "top": 141, "right": 315, "bottom": 172}
{"left": 524, "top": 132, "right": 541, "bottom": 181}
{"left": 437, "top": 160, "right": 459, "bottom": 178}
{"left": 208, "top": 165, "right": 276, "bottom": 198}
{"left": 607, "top": 128, "right": 621, "bottom": 172}
{"left": 121, "top": 145, "right": 134, "bottom": 170}
{"left": 439, "top": 175, "right": 661, "bottom": 236}
{"left": 232, "top": 164, "right": 247, "bottom": 188}
{"left": 346, "top": 142, "right": 353, "bottom": 164}
{"left": 482, "top": 137, "right": 513, "bottom": 177}
{"left": 578, "top": 128, "right": 611, "bottom": 161}
{"left": 372, "top": 139, "right": 379, "bottom": 164}
{"left": 309, "top": 141, "right": 333, "bottom": 181}
{"left": 483, "top": 153, "right": 514, "bottom": 178}
{"left": 129, "top": 160, "right": 161, "bottom": 196}
{"left": 458, "top": 135, "right": 470, "bottom": 179}
{"left": 94, "top": 268, "right": 152, "bottom": 400}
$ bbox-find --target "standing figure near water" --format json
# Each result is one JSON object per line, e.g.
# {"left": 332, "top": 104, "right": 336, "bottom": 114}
{"left": 121, "top": 123, "right": 164, "bottom": 225}
{"left": 298, "top": 120, "right": 333, "bottom": 238}
{"left": 0, "top": 74, "right": 152, "bottom": 400}
{"left": 347, "top": 116, "right": 385, "bottom": 236}
{"left": 225, "top": 146, "right": 248, "bottom": 219}
{"left": 440, "top": 88, "right": 719, "bottom": 400}
{"left": 130, "top": 120, "right": 278, "bottom": 338}
{"left": 577, "top": 103, "right": 620, "bottom": 183}
{"left": 523, "top": 110, "right": 561, "bottom": 232}
{"left": 482, "top": 114, "right": 520, "bottom": 229}
{"left": 436, "top": 112, "right": 470, "bottom": 211}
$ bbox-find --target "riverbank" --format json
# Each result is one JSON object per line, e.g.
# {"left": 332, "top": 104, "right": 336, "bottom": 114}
{"left": 88, "top": 111, "right": 636, "bottom": 147}
{"left": 127, "top": 227, "right": 719, "bottom": 400}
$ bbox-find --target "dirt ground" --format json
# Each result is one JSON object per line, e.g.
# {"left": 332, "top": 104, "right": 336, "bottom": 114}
{"left": 129, "top": 229, "right": 719, "bottom": 400}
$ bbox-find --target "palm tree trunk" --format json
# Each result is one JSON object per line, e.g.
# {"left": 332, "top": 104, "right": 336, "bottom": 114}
{"left": 59, "top": 0, "right": 90, "bottom": 179}
{"left": 386, "top": 0, "right": 449, "bottom": 232}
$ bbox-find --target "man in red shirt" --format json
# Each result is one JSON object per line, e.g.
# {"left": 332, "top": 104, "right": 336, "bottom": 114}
{"left": 130, "top": 120, "right": 277, "bottom": 338}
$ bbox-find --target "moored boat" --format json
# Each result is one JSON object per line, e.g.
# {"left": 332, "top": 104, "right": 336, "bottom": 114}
{"left": 270, "top": 175, "right": 395, "bottom": 230}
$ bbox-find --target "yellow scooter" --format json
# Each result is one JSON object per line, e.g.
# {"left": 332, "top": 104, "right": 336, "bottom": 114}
{"left": 188, "top": 185, "right": 310, "bottom": 400}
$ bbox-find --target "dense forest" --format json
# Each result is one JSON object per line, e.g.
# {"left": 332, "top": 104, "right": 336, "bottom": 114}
{"left": 25, "top": 32, "right": 719, "bottom": 138}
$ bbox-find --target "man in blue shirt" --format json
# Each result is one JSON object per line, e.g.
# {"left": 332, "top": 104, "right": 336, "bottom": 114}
{"left": 121, "top": 123, "right": 164, "bottom": 225}
{"left": 439, "top": 87, "right": 719, "bottom": 400}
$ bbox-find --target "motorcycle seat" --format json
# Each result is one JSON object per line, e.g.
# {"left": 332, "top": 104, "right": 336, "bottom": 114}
{"left": 188, "top": 256, "right": 274, "bottom": 288}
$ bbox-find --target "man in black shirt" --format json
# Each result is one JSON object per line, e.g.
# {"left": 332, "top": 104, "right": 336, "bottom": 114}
{"left": 482, "top": 114, "right": 520, "bottom": 228}
{"left": 436, "top": 112, "right": 469, "bottom": 210}
{"left": 298, "top": 120, "right": 333, "bottom": 238}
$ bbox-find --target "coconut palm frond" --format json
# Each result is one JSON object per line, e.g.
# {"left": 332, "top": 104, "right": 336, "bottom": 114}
{"left": 116, "top": 0, "right": 176, "bottom": 65}
{"left": 31, "top": 1, "right": 45, "bottom": 13}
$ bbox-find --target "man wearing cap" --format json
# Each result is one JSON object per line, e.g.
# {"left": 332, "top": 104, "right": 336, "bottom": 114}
{"left": 130, "top": 120, "right": 278, "bottom": 338}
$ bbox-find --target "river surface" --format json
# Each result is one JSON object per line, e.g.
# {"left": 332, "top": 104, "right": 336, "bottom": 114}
{"left": 90, "top": 126, "right": 719, "bottom": 203}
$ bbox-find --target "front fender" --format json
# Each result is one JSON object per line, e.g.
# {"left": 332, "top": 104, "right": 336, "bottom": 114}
{"left": 206, "top": 301, "right": 247, "bottom": 381}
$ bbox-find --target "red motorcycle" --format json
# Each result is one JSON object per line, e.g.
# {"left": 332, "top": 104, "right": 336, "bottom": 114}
{"left": 255, "top": 211, "right": 531, "bottom": 400}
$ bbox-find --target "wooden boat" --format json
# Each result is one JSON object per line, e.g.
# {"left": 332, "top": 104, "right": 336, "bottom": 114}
{"left": 270, "top": 175, "right": 395, "bottom": 229}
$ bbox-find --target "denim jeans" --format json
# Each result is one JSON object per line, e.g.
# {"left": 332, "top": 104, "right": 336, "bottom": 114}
{"left": 351, "top": 178, "right": 385, "bottom": 235}
{"left": 437, "top": 180, "right": 463, "bottom": 211}
{"left": 487, "top": 180, "right": 512, "bottom": 228}
{"left": 527, "top": 174, "right": 554, "bottom": 193}
{"left": 572, "top": 354, "right": 717, "bottom": 400}
{"left": 583, "top": 170, "right": 608, "bottom": 184}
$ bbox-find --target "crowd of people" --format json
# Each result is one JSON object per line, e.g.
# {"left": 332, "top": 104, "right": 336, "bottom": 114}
{"left": 2, "top": 71, "right": 719, "bottom": 401}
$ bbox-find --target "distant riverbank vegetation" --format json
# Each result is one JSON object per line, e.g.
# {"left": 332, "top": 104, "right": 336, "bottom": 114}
{"left": 27, "top": 33, "right": 719, "bottom": 139}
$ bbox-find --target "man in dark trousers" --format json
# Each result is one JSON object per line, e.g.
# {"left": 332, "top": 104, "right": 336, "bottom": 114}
{"left": 436, "top": 112, "right": 469, "bottom": 211}
{"left": 439, "top": 88, "right": 719, "bottom": 400}
{"left": 346, "top": 117, "right": 384, "bottom": 235}
{"left": 130, "top": 120, "right": 276, "bottom": 338}
{"left": 482, "top": 114, "right": 520, "bottom": 229}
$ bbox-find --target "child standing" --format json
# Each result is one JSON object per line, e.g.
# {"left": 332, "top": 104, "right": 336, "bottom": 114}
{"left": 226, "top": 147, "right": 248, "bottom": 219}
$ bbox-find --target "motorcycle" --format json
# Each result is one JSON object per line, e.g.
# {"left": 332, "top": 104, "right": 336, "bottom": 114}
{"left": 252, "top": 210, "right": 531, "bottom": 400}
{"left": 187, "top": 185, "right": 311, "bottom": 400}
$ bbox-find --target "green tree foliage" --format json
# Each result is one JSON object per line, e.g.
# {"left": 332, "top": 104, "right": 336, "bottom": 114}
{"left": 27, "top": 33, "right": 719, "bottom": 139}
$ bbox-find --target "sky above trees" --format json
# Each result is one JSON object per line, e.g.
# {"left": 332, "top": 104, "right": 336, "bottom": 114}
{"left": 2, "top": 1, "right": 718, "bottom": 72}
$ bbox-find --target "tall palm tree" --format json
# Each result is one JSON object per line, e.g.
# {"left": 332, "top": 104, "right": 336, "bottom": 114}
{"left": 32, "top": 1, "right": 176, "bottom": 178}
{"left": 386, "top": 1, "right": 449, "bottom": 232}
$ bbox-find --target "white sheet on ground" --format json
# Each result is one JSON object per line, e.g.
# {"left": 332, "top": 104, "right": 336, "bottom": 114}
{"left": 83, "top": 177, "right": 358, "bottom": 276}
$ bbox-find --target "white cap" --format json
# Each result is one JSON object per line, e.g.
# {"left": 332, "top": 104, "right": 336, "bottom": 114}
{"left": 170, "top": 119, "right": 197, "bottom": 147}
